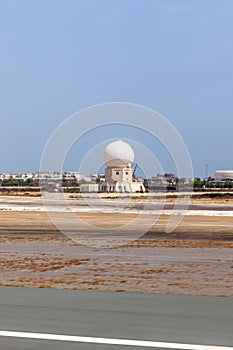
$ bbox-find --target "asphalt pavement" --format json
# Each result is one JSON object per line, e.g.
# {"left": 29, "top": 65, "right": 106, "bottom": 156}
{"left": 0, "top": 287, "right": 232, "bottom": 349}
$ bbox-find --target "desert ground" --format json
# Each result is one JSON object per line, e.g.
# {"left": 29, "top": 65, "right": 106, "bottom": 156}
{"left": 0, "top": 193, "right": 233, "bottom": 296}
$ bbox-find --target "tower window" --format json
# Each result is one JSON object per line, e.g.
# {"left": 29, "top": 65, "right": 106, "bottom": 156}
{"left": 115, "top": 171, "right": 120, "bottom": 175}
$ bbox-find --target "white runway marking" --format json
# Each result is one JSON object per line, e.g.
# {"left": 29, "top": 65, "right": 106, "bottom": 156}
{"left": 0, "top": 330, "right": 232, "bottom": 349}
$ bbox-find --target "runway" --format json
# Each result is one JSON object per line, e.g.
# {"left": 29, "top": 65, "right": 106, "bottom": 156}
{"left": 0, "top": 287, "right": 232, "bottom": 349}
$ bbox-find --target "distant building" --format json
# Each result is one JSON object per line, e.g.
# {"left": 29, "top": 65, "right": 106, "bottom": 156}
{"left": 80, "top": 183, "right": 99, "bottom": 193}
{"left": 99, "top": 140, "right": 145, "bottom": 193}
{"left": 215, "top": 170, "right": 233, "bottom": 181}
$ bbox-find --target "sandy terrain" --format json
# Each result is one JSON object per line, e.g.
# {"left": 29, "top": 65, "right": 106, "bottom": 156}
{"left": 0, "top": 234, "right": 232, "bottom": 296}
{"left": 0, "top": 199, "right": 233, "bottom": 296}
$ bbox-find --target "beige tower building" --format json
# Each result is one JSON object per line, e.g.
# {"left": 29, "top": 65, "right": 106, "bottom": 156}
{"left": 99, "top": 140, "right": 145, "bottom": 193}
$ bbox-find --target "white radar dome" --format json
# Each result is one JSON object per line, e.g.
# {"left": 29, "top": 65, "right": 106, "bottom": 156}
{"left": 104, "top": 140, "right": 134, "bottom": 167}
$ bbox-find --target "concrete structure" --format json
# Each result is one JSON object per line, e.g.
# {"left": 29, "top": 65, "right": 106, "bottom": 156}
{"left": 80, "top": 183, "right": 99, "bottom": 193}
{"left": 214, "top": 170, "right": 233, "bottom": 181}
{"left": 99, "top": 140, "right": 145, "bottom": 193}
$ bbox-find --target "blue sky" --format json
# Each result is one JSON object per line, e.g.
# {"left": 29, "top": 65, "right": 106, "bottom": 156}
{"left": 0, "top": 0, "right": 233, "bottom": 177}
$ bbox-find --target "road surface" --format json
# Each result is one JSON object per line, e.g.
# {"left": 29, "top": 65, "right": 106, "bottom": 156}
{"left": 0, "top": 287, "right": 232, "bottom": 349}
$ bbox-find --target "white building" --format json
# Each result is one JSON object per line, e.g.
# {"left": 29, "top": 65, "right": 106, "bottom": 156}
{"left": 80, "top": 183, "right": 99, "bottom": 193}
{"left": 215, "top": 170, "right": 233, "bottom": 181}
{"left": 99, "top": 140, "right": 145, "bottom": 193}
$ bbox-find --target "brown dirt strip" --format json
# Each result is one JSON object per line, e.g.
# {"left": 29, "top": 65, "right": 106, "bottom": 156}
{"left": 0, "top": 210, "right": 232, "bottom": 296}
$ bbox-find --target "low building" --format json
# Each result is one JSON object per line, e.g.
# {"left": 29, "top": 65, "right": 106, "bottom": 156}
{"left": 215, "top": 170, "right": 233, "bottom": 181}
{"left": 80, "top": 184, "right": 99, "bottom": 193}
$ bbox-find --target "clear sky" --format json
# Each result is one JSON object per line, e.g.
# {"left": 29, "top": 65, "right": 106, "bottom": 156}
{"left": 0, "top": 0, "right": 233, "bottom": 177}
